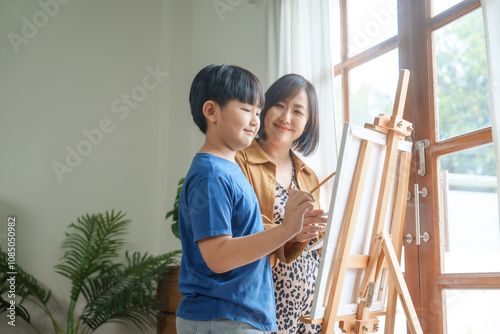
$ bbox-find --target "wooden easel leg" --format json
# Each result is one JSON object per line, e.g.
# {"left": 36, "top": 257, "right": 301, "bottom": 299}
{"left": 385, "top": 151, "right": 412, "bottom": 334}
{"left": 385, "top": 283, "right": 399, "bottom": 334}
{"left": 366, "top": 69, "right": 411, "bottom": 255}
{"left": 381, "top": 233, "right": 423, "bottom": 334}
{"left": 367, "top": 130, "right": 401, "bottom": 254}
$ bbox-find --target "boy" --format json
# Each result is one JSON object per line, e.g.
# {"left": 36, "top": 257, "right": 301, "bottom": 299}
{"left": 176, "top": 64, "right": 315, "bottom": 333}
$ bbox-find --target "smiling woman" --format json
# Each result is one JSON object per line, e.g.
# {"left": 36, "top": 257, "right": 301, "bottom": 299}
{"left": 258, "top": 74, "right": 319, "bottom": 157}
{"left": 235, "top": 74, "right": 326, "bottom": 334}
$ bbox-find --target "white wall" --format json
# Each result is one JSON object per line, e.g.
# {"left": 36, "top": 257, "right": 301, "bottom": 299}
{"left": 191, "top": 0, "right": 268, "bottom": 82}
{"left": 161, "top": 0, "right": 268, "bottom": 252}
{"left": 0, "top": 0, "right": 267, "bottom": 333}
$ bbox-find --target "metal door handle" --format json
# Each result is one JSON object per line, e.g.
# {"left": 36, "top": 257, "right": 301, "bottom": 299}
{"left": 414, "top": 184, "right": 430, "bottom": 245}
{"left": 405, "top": 185, "right": 431, "bottom": 245}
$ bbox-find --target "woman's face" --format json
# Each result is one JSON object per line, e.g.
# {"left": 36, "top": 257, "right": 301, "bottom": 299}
{"left": 263, "top": 89, "right": 309, "bottom": 147}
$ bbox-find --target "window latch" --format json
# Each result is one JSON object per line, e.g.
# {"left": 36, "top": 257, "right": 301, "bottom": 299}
{"left": 416, "top": 139, "right": 430, "bottom": 176}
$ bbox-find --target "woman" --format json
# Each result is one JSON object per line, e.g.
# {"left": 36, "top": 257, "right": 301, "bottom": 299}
{"left": 235, "top": 74, "right": 326, "bottom": 334}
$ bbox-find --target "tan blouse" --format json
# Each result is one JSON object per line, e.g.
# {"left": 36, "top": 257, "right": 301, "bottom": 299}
{"left": 235, "top": 139, "right": 322, "bottom": 268}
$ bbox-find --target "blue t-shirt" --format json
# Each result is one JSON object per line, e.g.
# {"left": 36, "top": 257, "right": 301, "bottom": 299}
{"left": 176, "top": 153, "right": 277, "bottom": 331}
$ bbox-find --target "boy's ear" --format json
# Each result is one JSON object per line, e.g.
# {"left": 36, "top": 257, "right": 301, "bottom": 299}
{"left": 202, "top": 100, "right": 219, "bottom": 126}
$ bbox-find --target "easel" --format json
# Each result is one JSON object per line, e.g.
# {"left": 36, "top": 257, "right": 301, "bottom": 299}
{"left": 302, "top": 69, "right": 423, "bottom": 334}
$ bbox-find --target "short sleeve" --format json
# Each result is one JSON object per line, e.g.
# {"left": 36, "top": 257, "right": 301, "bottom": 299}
{"left": 188, "top": 177, "right": 233, "bottom": 242}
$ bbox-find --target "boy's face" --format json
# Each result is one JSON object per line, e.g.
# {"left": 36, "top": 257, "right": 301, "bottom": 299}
{"left": 213, "top": 99, "right": 261, "bottom": 152}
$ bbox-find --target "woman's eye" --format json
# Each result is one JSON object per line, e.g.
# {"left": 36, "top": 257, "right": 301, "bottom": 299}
{"left": 275, "top": 104, "right": 284, "bottom": 109}
{"left": 295, "top": 110, "right": 304, "bottom": 115}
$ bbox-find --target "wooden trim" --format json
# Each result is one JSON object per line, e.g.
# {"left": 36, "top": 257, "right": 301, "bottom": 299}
{"left": 427, "top": 0, "right": 481, "bottom": 31}
{"left": 408, "top": 0, "right": 444, "bottom": 332}
{"left": 430, "top": 127, "right": 493, "bottom": 156}
{"left": 340, "top": 0, "right": 348, "bottom": 64}
{"left": 342, "top": 69, "right": 350, "bottom": 123}
{"left": 426, "top": 26, "right": 438, "bottom": 145}
{"left": 334, "top": 35, "right": 398, "bottom": 75}
{"left": 398, "top": 0, "right": 425, "bottom": 332}
{"left": 339, "top": 0, "right": 350, "bottom": 124}
{"left": 437, "top": 273, "right": 500, "bottom": 289}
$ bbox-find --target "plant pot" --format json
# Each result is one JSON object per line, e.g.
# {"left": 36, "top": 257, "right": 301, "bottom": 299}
{"left": 157, "top": 266, "right": 182, "bottom": 334}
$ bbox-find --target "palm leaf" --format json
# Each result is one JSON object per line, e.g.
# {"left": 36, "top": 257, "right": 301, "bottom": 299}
{"left": 83, "top": 300, "right": 160, "bottom": 332}
{"left": 54, "top": 210, "right": 129, "bottom": 301}
{"left": 79, "top": 250, "right": 181, "bottom": 331}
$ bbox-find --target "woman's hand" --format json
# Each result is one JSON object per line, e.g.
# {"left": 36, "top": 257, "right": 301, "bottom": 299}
{"left": 288, "top": 209, "right": 327, "bottom": 243}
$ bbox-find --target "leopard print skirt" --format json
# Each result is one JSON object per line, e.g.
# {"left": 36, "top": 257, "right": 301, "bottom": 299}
{"left": 270, "top": 176, "right": 322, "bottom": 334}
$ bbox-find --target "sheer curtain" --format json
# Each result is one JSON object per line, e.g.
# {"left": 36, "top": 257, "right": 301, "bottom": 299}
{"left": 481, "top": 0, "right": 500, "bottom": 212}
{"left": 267, "top": 0, "right": 337, "bottom": 208}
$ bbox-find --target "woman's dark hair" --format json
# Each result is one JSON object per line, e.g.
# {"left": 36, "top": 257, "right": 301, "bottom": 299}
{"left": 189, "top": 64, "right": 265, "bottom": 134}
{"left": 258, "top": 74, "right": 319, "bottom": 156}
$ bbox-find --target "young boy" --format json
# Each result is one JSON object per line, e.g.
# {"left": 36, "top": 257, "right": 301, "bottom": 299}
{"left": 176, "top": 64, "right": 315, "bottom": 333}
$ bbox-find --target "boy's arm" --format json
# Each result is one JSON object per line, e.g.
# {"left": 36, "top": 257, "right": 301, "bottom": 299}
{"left": 198, "top": 189, "right": 314, "bottom": 274}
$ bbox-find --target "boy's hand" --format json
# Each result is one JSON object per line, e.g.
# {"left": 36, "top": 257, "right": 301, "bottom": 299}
{"left": 289, "top": 209, "right": 327, "bottom": 243}
{"left": 282, "top": 189, "right": 315, "bottom": 236}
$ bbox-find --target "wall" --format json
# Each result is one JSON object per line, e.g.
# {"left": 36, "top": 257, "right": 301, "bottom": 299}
{"left": 162, "top": 0, "right": 268, "bottom": 254}
{"left": 0, "top": 0, "right": 267, "bottom": 333}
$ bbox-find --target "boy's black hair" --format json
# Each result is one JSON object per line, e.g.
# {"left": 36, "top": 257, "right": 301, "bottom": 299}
{"left": 189, "top": 64, "right": 265, "bottom": 134}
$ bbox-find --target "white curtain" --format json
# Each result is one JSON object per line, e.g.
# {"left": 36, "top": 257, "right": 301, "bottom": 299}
{"left": 267, "top": 0, "right": 338, "bottom": 208}
{"left": 481, "top": 0, "right": 500, "bottom": 214}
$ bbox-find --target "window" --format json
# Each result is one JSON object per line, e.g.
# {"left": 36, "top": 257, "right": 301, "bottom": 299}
{"left": 329, "top": 1, "right": 500, "bottom": 333}
{"left": 330, "top": 0, "right": 400, "bottom": 148}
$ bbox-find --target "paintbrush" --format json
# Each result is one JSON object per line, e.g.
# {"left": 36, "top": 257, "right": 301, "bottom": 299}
{"left": 309, "top": 171, "right": 336, "bottom": 193}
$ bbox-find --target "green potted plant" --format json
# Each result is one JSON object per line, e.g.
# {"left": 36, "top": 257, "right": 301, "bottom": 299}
{"left": 165, "top": 177, "right": 184, "bottom": 241}
{"left": 0, "top": 210, "right": 181, "bottom": 334}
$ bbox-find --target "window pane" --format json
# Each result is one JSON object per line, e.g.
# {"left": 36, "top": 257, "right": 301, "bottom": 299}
{"left": 444, "top": 290, "right": 500, "bottom": 334}
{"left": 432, "top": 0, "right": 465, "bottom": 17}
{"left": 330, "top": 0, "right": 341, "bottom": 65}
{"left": 438, "top": 144, "right": 500, "bottom": 273}
{"left": 347, "top": 0, "right": 398, "bottom": 57}
{"left": 433, "top": 9, "right": 491, "bottom": 141}
{"left": 349, "top": 49, "right": 399, "bottom": 127}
